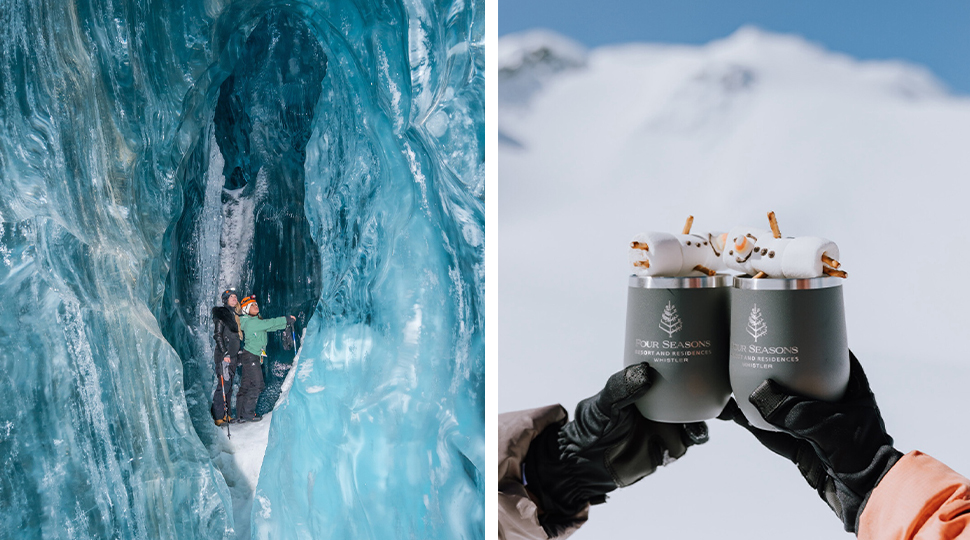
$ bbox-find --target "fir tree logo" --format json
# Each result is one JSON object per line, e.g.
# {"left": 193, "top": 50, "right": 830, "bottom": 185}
{"left": 659, "top": 301, "right": 683, "bottom": 337}
{"left": 746, "top": 304, "right": 768, "bottom": 342}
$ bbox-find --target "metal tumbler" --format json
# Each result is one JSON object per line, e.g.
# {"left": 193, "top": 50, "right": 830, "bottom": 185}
{"left": 729, "top": 276, "right": 850, "bottom": 431}
{"left": 623, "top": 274, "right": 731, "bottom": 422}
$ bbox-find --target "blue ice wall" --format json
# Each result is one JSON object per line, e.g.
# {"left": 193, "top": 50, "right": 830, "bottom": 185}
{"left": 252, "top": 1, "right": 485, "bottom": 538}
{"left": 0, "top": 1, "right": 235, "bottom": 538}
{"left": 0, "top": 0, "right": 483, "bottom": 538}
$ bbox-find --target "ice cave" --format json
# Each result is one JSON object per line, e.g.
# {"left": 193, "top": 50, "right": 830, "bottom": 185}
{"left": 0, "top": 1, "right": 484, "bottom": 538}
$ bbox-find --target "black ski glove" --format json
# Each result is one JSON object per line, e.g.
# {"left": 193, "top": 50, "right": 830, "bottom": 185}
{"left": 524, "top": 363, "right": 709, "bottom": 537}
{"left": 720, "top": 352, "right": 902, "bottom": 533}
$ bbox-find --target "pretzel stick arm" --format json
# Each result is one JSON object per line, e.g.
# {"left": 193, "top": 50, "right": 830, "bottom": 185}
{"left": 822, "top": 267, "right": 847, "bottom": 278}
{"left": 693, "top": 265, "right": 716, "bottom": 276}
{"left": 821, "top": 253, "right": 841, "bottom": 268}
{"left": 767, "top": 211, "right": 781, "bottom": 239}
{"left": 683, "top": 215, "right": 694, "bottom": 235}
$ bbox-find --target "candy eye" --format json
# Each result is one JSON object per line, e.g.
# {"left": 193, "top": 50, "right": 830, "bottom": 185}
{"left": 768, "top": 251, "right": 775, "bottom": 258}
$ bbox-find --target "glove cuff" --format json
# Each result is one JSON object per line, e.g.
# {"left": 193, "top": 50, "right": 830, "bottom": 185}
{"left": 844, "top": 445, "right": 903, "bottom": 533}
{"left": 818, "top": 444, "right": 902, "bottom": 533}
{"left": 523, "top": 422, "right": 589, "bottom": 537}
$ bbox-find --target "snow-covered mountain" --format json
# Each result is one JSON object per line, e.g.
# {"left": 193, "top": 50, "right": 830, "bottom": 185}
{"left": 499, "top": 27, "right": 970, "bottom": 540}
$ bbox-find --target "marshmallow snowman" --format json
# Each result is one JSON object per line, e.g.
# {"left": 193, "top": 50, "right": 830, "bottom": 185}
{"left": 629, "top": 213, "right": 844, "bottom": 279}
{"left": 629, "top": 232, "right": 726, "bottom": 277}
{"left": 750, "top": 236, "right": 840, "bottom": 278}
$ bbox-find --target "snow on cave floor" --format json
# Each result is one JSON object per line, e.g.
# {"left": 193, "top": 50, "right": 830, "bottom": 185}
{"left": 210, "top": 411, "right": 273, "bottom": 537}
{"left": 206, "top": 338, "right": 302, "bottom": 536}
{"left": 224, "top": 413, "right": 273, "bottom": 492}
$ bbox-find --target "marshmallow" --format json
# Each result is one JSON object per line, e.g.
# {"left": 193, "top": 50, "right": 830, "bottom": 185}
{"left": 782, "top": 237, "right": 839, "bottom": 278}
{"left": 676, "top": 233, "right": 725, "bottom": 275}
{"left": 709, "top": 232, "right": 728, "bottom": 259}
{"left": 747, "top": 236, "right": 839, "bottom": 278}
{"left": 630, "top": 232, "right": 726, "bottom": 277}
{"left": 630, "top": 232, "right": 683, "bottom": 276}
{"left": 722, "top": 226, "right": 772, "bottom": 275}
{"left": 749, "top": 237, "right": 791, "bottom": 277}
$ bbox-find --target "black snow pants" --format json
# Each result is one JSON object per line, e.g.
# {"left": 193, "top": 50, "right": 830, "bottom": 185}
{"left": 211, "top": 350, "right": 237, "bottom": 420}
{"left": 236, "top": 349, "right": 265, "bottom": 419}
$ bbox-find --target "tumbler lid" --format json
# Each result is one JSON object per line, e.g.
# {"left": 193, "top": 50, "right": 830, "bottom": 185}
{"left": 733, "top": 275, "right": 843, "bottom": 290}
{"left": 628, "top": 274, "right": 731, "bottom": 289}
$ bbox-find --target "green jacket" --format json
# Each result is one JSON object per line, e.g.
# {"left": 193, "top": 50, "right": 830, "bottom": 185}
{"left": 239, "top": 315, "right": 288, "bottom": 356}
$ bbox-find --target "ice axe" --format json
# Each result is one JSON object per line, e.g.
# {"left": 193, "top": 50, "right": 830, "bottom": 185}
{"left": 219, "top": 364, "right": 231, "bottom": 440}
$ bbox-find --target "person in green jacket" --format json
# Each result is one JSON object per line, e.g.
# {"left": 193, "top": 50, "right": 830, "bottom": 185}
{"left": 234, "top": 295, "right": 294, "bottom": 423}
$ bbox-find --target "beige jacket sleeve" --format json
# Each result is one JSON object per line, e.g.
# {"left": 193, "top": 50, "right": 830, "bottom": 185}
{"left": 498, "top": 405, "right": 590, "bottom": 540}
{"left": 859, "top": 451, "right": 970, "bottom": 539}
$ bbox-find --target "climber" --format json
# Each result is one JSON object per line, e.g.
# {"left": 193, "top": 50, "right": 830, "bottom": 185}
{"left": 211, "top": 289, "right": 243, "bottom": 426}
{"left": 235, "top": 295, "right": 295, "bottom": 423}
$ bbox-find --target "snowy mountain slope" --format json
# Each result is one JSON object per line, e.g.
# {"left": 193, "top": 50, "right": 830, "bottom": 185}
{"left": 498, "top": 29, "right": 588, "bottom": 109}
{"left": 499, "top": 27, "right": 970, "bottom": 540}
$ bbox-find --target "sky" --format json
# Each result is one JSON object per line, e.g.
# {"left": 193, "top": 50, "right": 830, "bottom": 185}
{"left": 498, "top": 0, "right": 970, "bottom": 94}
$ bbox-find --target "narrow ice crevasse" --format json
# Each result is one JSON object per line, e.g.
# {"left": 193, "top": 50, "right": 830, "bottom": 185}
{"left": 0, "top": 1, "right": 483, "bottom": 538}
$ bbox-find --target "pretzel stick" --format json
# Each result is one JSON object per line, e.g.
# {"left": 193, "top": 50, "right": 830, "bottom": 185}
{"left": 767, "top": 211, "right": 781, "bottom": 239}
{"left": 752, "top": 271, "right": 767, "bottom": 279}
{"left": 822, "top": 267, "right": 847, "bottom": 278}
{"left": 821, "top": 253, "right": 841, "bottom": 269}
{"left": 631, "top": 241, "right": 649, "bottom": 251}
{"left": 634, "top": 260, "right": 651, "bottom": 269}
{"left": 682, "top": 215, "right": 694, "bottom": 235}
{"left": 693, "top": 265, "right": 716, "bottom": 276}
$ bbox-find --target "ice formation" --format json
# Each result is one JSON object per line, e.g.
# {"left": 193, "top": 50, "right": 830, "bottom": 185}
{"left": 0, "top": 1, "right": 483, "bottom": 539}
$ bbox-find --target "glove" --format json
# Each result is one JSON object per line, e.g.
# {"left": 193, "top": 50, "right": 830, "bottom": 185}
{"left": 223, "top": 356, "right": 231, "bottom": 363}
{"left": 524, "top": 363, "right": 709, "bottom": 537}
{"left": 720, "top": 352, "right": 902, "bottom": 533}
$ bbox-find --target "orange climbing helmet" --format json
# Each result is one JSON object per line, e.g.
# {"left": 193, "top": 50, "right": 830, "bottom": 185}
{"left": 240, "top": 295, "right": 257, "bottom": 315}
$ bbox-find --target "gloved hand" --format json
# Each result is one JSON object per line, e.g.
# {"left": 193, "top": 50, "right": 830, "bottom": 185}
{"left": 524, "top": 363, "right": 709, "bottom": 537}
{"left": 720, "top": 352, "right": 902, "bottom": 533}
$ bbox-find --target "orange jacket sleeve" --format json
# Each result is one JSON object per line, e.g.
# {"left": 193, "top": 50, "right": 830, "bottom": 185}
{"left": 859, "top": 451, "right": 970, "bottom": 540}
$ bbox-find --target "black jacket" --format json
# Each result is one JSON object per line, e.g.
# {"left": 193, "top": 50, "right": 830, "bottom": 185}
{"left": 212, "top": 306, "right": 241, "bottom": 361}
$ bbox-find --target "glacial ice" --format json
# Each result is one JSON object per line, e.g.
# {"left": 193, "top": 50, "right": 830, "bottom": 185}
{"left": 0, "top": 1, "right": 483, "bottom": 539}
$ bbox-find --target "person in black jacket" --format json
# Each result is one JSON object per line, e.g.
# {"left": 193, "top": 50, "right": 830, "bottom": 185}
{"left": 211, "top": 289, "right": 243, "bottom": 425}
